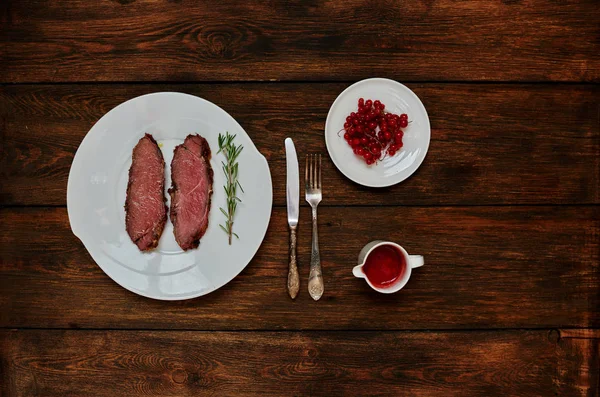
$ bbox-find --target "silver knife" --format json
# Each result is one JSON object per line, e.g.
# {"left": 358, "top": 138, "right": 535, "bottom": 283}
{"left": 285, "top": 138, "right": 300, "bottom": 299}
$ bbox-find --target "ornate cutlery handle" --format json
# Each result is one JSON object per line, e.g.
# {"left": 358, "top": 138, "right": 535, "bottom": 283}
{"left": 308, "top": 206, "right": 324, "bottom": 300}
{"left": 287, "top": 225, "right": 299, "bottom": 299}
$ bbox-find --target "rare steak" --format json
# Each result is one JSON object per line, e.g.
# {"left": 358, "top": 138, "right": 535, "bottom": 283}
{"left": 169, "top": 134, "right": 214, "bottom": 250}
{"left": 125, "top": 134, "right": 168, "bottom": 251}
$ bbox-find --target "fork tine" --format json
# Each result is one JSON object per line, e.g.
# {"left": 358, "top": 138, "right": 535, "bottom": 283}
{"left": 311, "top": 154, "right": 315, "bottom": 189}
{"left": 309, "top": 154, "right": 313, "bottom": 189}
{"left": 313, "top": 154, "right": 319, "bottom": 189}
{"left": 310, "top": 154, "right": 314, "bottom": 189}
{"left": 308, "top": 154, "right": 312, "bottom": 189}
{"left": 318, "top": 154, "right": 322, "bottom": 189}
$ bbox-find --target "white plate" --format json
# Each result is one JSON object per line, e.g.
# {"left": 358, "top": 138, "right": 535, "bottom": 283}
{"left": 67, "top": 92, "right": 272, "bottom": 300}
{"left": 325, "top": 78, "right": 430, "bottom": 187}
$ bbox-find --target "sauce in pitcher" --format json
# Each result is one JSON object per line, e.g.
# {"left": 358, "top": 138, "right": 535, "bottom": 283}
{"left": 363, "top": 244, "right": 406, "bottom": 288}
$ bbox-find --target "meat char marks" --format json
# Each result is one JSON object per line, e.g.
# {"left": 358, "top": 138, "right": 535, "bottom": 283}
{"left": 169, "top": 134, "right": 214, "bottom": 251}
{"left": 125, "top": 134, "right": 168, "bottom": 251}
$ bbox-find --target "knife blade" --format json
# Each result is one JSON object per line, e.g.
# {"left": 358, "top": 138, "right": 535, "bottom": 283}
{"left": 285, "top": 138, "right": 299, "bottom": 226}
{"left": 285, "top": 138, "right": 300, "bottom": 299}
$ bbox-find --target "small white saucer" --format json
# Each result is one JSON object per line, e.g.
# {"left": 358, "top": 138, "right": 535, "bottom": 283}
{"left": 325, "top": 78, "right": 431, "bottom": 187}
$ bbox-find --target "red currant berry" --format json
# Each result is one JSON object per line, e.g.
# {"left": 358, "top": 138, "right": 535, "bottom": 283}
{"left": 357, "top": 148, "right": 365, "bottom": 156}
{"left": 360, "top": 137, "right": 368, "bottom": 145}
{"left": 400, "top": 113, "right": 408, "bottom": 120}
{"left": 399, "top": 119, "right": 408, "bottom": 128}
{"left": 384, "top": 131, "right": 392, "bottom": 140}
{"left": 358, "top": 98, "right": 364, "bottom": 106}
{"left": 366, "top": 158, "right": 375, "bottom": 165}
{"left": 344, "top": 132, "right": 350, "bottom": 140}
{"left": 352, "top": 138, "right": 360, "bottom": 146}
{"left": 365, "top": 99, "right": 373, "bottom": 108}
{"left": 374, "top": 100, "right": 381, "bottom": 108}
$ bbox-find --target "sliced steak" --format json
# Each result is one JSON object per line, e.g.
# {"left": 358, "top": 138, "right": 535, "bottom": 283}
{"left": 169, "top": 134, "right": 214, "bottom": 250}
{"left": 125, "top": 134, "right": 168, "bottom": 251}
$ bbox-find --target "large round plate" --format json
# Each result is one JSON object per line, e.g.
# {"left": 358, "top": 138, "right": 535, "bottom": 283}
{"left": 325, "top": 78, "right": 430, "bottom": 187}
{"left": 67, "top": 92, "right": 272, "bottom": 300}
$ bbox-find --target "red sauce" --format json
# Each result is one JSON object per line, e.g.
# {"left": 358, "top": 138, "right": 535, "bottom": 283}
{"left": 363, "top": 244, "right": 406, "bottom": 288}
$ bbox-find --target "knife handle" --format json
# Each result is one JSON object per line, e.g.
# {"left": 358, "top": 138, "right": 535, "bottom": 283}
{"left": 287, "top": 225, "right": 300, "bottom": 299}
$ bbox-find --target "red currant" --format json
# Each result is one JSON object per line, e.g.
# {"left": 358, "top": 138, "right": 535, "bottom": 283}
{"left": 342, "top": 99, "right": 407, "bottom": 164}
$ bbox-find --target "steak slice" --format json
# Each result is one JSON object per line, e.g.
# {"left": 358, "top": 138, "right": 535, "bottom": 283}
{"left": 125, "top": 134, "right": 168, "bottom": 251}
{"left": 169, "top": 134, "right": 214, "bottom": 250}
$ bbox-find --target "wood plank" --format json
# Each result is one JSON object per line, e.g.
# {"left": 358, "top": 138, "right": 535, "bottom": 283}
{"left": 0, "top": 329, "right": 594, "bottom": 396}
{"left": 1, "top": 84, "right": 598, "bottom": 206}
{"left": 1, "top": 206, "right": 597, "bottom": 330}
{"left": 1, "top": 0, "right": 598, "bottom": 83}
{"left": 557, "top": 329, "right": 600, "bottom": 395}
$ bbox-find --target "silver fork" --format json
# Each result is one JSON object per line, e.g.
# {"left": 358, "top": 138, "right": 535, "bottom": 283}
{"left": 305, "top": 154, "right": 324, "bottom": 301}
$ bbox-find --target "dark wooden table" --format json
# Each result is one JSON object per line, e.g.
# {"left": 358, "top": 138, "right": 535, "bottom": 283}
{"left": 1, "top": 1, "right": 599, "bottom": 396}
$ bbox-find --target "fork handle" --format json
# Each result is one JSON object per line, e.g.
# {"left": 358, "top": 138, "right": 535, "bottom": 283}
{"left": 308, "top": 206, "right": 324, "bottom": 300}
{"left": 287, "top": 225, "right": 299, "bottom": 299}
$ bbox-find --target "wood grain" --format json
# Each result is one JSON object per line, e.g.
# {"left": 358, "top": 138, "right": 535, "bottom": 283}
{"left": 1, "top": 0, "right": 598, "bottom": 83}
{"left": 1, "top": 329, "right": 596, "bottom": 397}
{"left": 1, "top": 206, "right": 597, "bottom": 330}
{"left": 557, "top": 329, "right": 600, "bottom": 396}
{"left": 1, "top": 84, "right": 598, "bottom": 206}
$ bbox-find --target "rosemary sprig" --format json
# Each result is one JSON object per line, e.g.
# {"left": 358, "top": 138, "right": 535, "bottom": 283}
{"left": 217, "top": 132, "right": 244, "bottom": 245}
